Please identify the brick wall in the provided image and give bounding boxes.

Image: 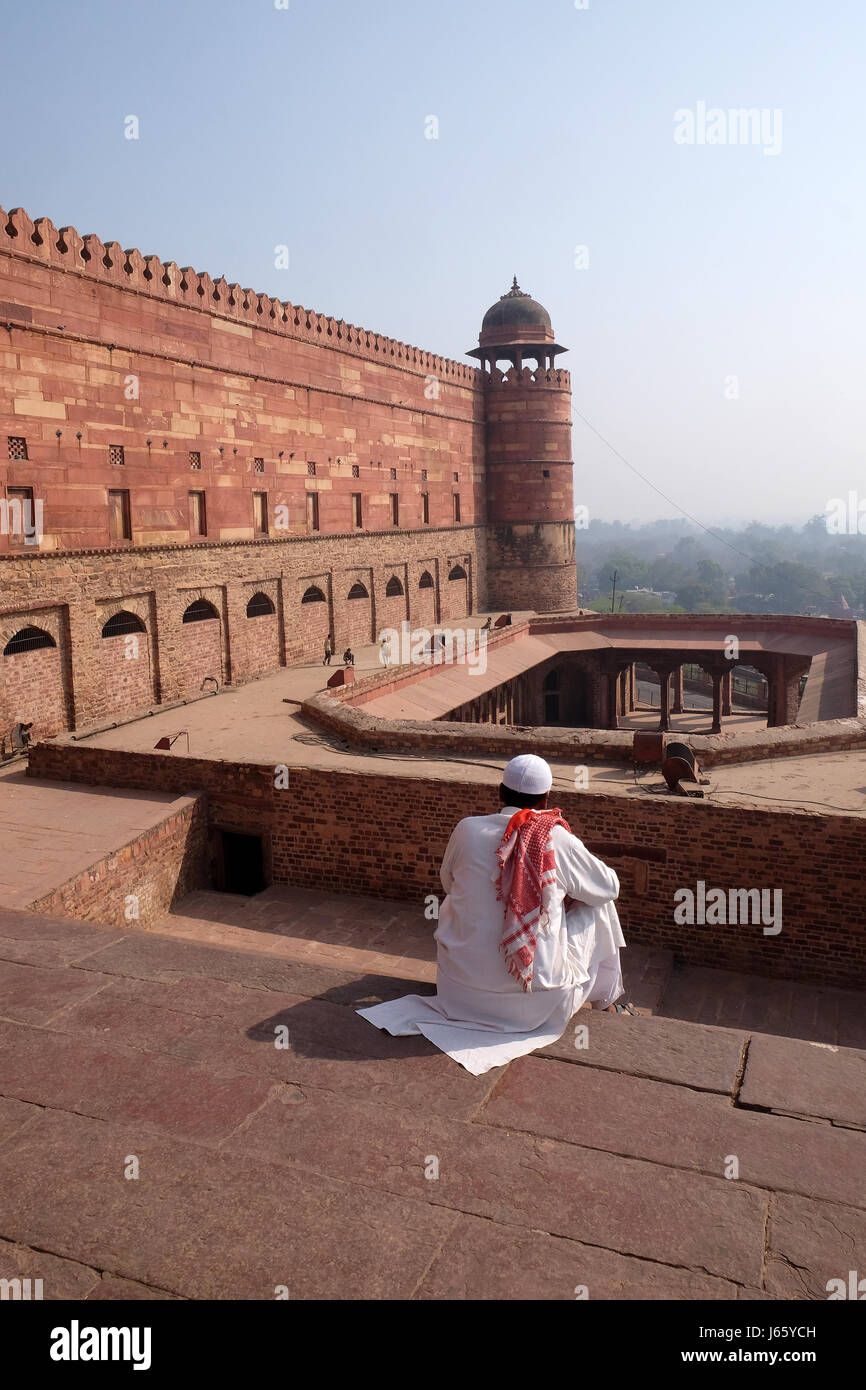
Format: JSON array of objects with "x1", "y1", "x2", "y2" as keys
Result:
[
  {"x1": 28, "y1": 794, "x2": 208, "y2": 928},
  {"x1": 96, "y1": 632, "x2": 156, "y2": 722},
  {"x1": 0, "y1": 524, "x2": 486, "y2": 737},
  {"x1": 0, "y1": 643, "x2": 69, "y2": 741},
  {"x1": 26, "y1": 741, "x2": 866, "y2": 988}
]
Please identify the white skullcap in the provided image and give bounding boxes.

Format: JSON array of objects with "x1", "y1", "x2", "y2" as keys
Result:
[{"x1": 502, "y1": 754, "x2": 553, "y2": 796}]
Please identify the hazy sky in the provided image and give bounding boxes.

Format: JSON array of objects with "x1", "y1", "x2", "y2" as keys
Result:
[{"x1": 3, "y1": 0, "x2": 864, "y2": 526}]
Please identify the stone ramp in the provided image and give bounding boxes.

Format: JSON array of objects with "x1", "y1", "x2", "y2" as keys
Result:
[{"x1": 0, "y1": 903, "x2": 864, "y2": 1300}]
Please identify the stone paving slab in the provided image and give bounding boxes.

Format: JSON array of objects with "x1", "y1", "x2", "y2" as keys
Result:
[
  {"x1": 0, "y1": 908, "x2": 123, "y2": 968},
  {"x1": 225, "y1": 1086, "x2": 766, "y2": 1285},
  {"x1": 0, "y1": 1019, "x2": 276, "y2": 1143},
  {"x1": 0, "y1": 957, "x2": 111, "y2": 1025},
  {"x1": 480, "y1": 1056, "x2": 866, "y2": 1210},
  {"x1": 415, "y1": 1213, "x2": 747, "y2": 1301},
  {"x1": 538, "y1": 1009, "x2": 746, "y2": 1093},
  {"x1": 49, "y1": 977, "x2": 498, "y2": 1121},
  {"x1": 0, "y1": 1236, "x2": 102, "y2": 1299},
  {"x1": 0, "y1": 1108, "x2": 458, "y2": 1300},
  {"x1": 659, "y1": 962, "x2": 864, "y2": 1047},
  {"x1": 0, "y1": 1238, "x2": 180, "y2": 1300},
  {"x1": 0, "y1": 1095, "x2": 41, "y2": 1144},
  {"x1": 740, "y1": 1033, "x2": 866, "y2": 1129},
  {"x1": 765, "y1": 1195, "x2": 866, "y2": 1300},
  {"x1": 70, "y1": 930, "x2": 432, "y2": 1008}
]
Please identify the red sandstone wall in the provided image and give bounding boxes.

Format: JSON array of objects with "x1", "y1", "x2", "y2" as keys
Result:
[
  {"x1": 26, "y1": 742, "x2": 866, "y2": 989},
  {"x1": 0, "y1": 205, "x2": 484, "y2": 553}
]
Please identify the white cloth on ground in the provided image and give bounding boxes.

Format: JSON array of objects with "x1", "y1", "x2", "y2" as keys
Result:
[{"x1": 357, "y1": 807, "x2": 626, "y2": 1075}]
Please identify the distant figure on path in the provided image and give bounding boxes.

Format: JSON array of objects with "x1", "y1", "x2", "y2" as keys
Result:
[
  {"x1": 11, "y1": 720, "x2": 33, "y2": 752},
  {"x1": 481, "y1": 616, "x2": 492, "y2": 631},
  {"x1": 323, "y1": 635, "x2": 333, "y2": 666},
  {"x1": 343, "y1": 647, "x2": 355, "y2": 666},
  {"x1": 358, "y1": 754, "x2": 632, "y2": 1074},
  {"x1": 379, "y1": 636, "x2": 390, "y2": 667}
]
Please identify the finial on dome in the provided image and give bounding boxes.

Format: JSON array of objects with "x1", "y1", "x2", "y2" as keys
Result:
[{"x1": 503, "y1": 276, "x2": 529, "y2": 300}]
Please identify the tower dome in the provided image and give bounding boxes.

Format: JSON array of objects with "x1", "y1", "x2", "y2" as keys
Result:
[
  {"x1": 468, "y1": 277, "x2": 565, "y2": 359},
  {"x1": 480, "y1": 278, "x2": 552, "y2": 338}
]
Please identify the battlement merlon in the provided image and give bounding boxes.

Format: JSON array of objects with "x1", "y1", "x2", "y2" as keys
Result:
[{"x1": 0, "y1": 205, "x2": 481, "y2": 387}]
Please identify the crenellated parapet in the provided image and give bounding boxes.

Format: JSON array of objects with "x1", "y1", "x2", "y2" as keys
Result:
[
  {"x1": 486, "y1": 365, "x2": 571, "y2": 390},
  {"x1": 0, "y1": 205, "x2": 480, "y2": 385}
]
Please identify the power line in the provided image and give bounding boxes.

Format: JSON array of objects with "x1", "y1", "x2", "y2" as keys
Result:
[{"x1": 571, "y1": 407, "x2": 841, "y2": 610}]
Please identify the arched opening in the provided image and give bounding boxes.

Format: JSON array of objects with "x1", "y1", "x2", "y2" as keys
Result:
[
  {"x1": 182, "y1": 599, "x2": 219, "y2": 624},
  {"x1": 448, "y1": 564, "x2": 467, "y2": 581},
  {"x1": 179, "y1": 600, "x2": 223, "y2": 696},
  {"x1": 418, "y1": 571, "x2": 434, "y2": 589},
  {"x1": 98, "y1": 611, "x2": 154, "y2": 720},
  {"x1": 729, "y1": 664, "x2": 769, "y2": 713},
  {"x1": 246, "y1": 592, "x2": 275, "y2": 618},
  {"x1": 1, "y1": 626, "x2": 69, "y2": 740},
  {"x1": 347, "y1": 582, "x2": 369, "y2": 600},
  {"x1": 543, "y1": 668, "x2": 560, "y2": 724},
  {"x1": 3, "y1": 626, "x2": 55, "y2": 655},
  {"x1": 301, "y1": 585, "x2": 326, "y2": 604},
  {"x1": 385, "y1": 575, "x2": 404, "y2": 597},
  {"x1": 100, "y1": 610, "x2": 145, "y2": 638}
]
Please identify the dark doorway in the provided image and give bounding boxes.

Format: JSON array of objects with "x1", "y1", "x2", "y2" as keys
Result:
[
  {"x1": 543, "y1": 668, "x2": 561, "y2": 724},
  {"x1": 213, "y1": 830, "x2": 265, "y2": 896}
]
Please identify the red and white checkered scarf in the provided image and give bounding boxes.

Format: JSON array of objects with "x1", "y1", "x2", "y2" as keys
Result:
[{"x1": 496, "y1": 807, "x2": 573, "y2": 991}]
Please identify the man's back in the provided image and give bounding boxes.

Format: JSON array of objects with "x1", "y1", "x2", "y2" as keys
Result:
[{"x1": 435, "y1": 809, "x2": 619, "y2": 995}]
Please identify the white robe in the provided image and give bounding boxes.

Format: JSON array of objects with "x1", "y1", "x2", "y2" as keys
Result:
[{"x1": 357, "y1": 807, "x2": 626, "y2": 1075}]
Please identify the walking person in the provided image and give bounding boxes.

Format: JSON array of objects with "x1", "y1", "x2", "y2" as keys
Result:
[{"x1": 323, "y1": 634, "x2": 333, "y2": 666}]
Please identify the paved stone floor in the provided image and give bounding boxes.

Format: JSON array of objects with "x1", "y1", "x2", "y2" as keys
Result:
[
  {"x1": 0, "y1": 765, "x2": 192, "y2": 910},
  {"x1": 0, "y1": 890, "x2": 864, "y2": 1300}
]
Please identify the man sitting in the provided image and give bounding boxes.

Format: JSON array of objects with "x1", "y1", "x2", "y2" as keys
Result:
[{"x1": 358, "y1": 754, "x2": 632, "y2": 1074}]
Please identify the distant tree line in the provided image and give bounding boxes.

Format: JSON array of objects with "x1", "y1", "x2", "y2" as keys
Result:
[{"x1": 578, "y1": 517, "x2": 865, "y2": 617}]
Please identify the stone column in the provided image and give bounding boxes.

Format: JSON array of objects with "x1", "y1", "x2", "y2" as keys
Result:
[
  {"x1": 711, "y1": 669, "x2": 724, "y2": 734},
  {"x1": 648, "y1": 661, "x2": 676, "y2": 732},
  {"x1": 607, "y1": 670, "x2": 620, "y2": 730},
  {"x1": 671, "y1": 665, "x2": 684, "y2": 714},
  {"x1": 721, "y1": 670, "x2": 733, "y2": 716}
]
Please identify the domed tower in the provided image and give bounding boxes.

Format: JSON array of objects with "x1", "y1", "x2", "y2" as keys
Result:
[{"x1": 469, "y1": 278, "x2": 577, "y2": 613}]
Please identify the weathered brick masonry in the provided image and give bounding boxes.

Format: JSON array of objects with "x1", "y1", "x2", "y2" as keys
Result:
[
  {"x1": 28, "y1": 793, "x2": 208, "y2": 929},
  {"x1": 27, "y1": 741, "x2": 866, "y2": 989}
]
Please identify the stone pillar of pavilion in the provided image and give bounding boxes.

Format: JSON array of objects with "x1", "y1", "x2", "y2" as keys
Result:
[
  {"x1": 711, "y1": 672, "x2": 724, "y2": 734},
  {"x1": 721, "y1": 670, "x2": 733, "y2": 717},
  {"x1": 778, "y1": 657, "x2": 811, "y2": 725},
  {"x1": 627, "y1": 663, "x2": 636, "y2": 711},
  {"x1": 607, "y1": 670, "x2": 620, "y2": 729},
  {"x1": 650, "y1": 660, "x2": 676, "y2": 733},
  {"x1": 671, "y1": 665, "x2": 684, "y2": 714}
]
